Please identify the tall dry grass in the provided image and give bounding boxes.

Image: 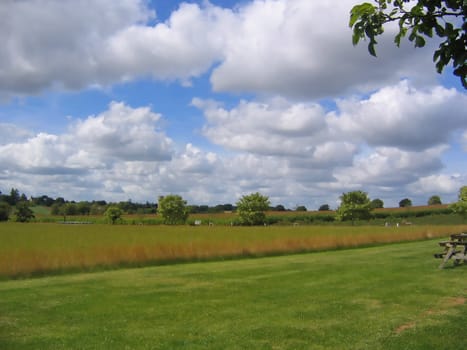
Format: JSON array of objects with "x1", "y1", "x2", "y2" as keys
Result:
[{"x1": 0, "y1": 223, "x2": 465, "y2": 278}]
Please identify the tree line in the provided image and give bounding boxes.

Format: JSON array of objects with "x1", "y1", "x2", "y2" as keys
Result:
[{"x1": 0, "y1": 186, "x2": 465, "y2": 225}]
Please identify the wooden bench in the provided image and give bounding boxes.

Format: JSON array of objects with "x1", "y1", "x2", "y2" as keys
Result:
[{"x1": 434, "y1": 233, "x2": 467, "y2": 269}]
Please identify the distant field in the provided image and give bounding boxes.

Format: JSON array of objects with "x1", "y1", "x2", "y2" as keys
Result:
[
  {"x1": 1, "y1": 222, "x2": 466, "y2": 278},
  {"x1": 28, "y1": 204, "x2": 462, "y2": 226},
  {"x1": 0, "y1": 240, "x2": 465, "y2": 349}
]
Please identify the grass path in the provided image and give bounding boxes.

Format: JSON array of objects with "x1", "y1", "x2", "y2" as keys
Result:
[{"x1": 0, "y1": 239, "x2": 465, "y2": 349}]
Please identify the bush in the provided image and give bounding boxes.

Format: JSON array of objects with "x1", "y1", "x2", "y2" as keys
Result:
[{"x1": 0, "y1": 202, "x2": 11, "y2": 221}]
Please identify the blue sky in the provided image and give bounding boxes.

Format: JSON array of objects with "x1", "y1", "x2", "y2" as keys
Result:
[{"x1": 0, "y1": 0, "x2": 466, "y2": 209}]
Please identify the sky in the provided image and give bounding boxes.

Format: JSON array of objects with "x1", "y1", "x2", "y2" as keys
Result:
[{"x1": 0, "y1": 0, "x2": 466, "y2": 210}]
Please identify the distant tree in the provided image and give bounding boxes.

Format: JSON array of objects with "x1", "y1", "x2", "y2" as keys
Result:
[
  {"x1": 158, "y1": 195, "x2": 189, "y2": 225},
  {"x1": 274, "y1": 204, "x2": 286, "y2": 211},
  {"x1": 64, "y1": 203, "x2": 78, "y2": 216},
  {"x1": 104, "y1": 206, "x2": 123, "y2": 224},
  {"x1": 90, "y1": 203, "x2": 106, "y2": 215},
  {"x1": 318, "y1": 204, "x2": 330, "y2": 211},
  {"x1": 427, "y1": 195, "x2": 442, "y2": 205},
  {"x1": 223, "y1": 204, "x2": 234, "y2": 211},
  {"x1": 5, "y1": 188, "x2": 20, "y2": 206},
  {"x1": 14, "y1": 202, "x2": 35, "y2": 222},
  {"x1": 236, "y1": 192, "x2": 270, "y2": 226},
  {"x1": 349, "y1": 0, "x2": 467, "y2": 88},
  {"x1": 0, "y1": 202, "x2": 11, "y2": 221},
  {"x1": 399, "y1": 198, "x2": 413, "y2": 208},
  {"x1": 336, "y1": 191, "x2": 372, "y2": 224},
  {"x1": 77, "y1": 201, "x2": 91, "y2": 215},
  {"x1": 55, "y1": 197, "x2": 66, "y2": 205},
  {"x1": 50, "y1": 203, "x2": 62, "y2": 215},
  {"x1": 449, "y1": 186, "x2": 467, "y2": 219},
  {"x1": 295, "y1": 205, "x2": 307, "y2": 212},
  {"x1": 370, "y1": 198, "x2": 384, "y2": 209},
  {"x1": 211, "y1": 204, "x2": 226, "y2": 213},
  {"x1": 32, "y1": 195, "x2": 55, "y2": 207}
]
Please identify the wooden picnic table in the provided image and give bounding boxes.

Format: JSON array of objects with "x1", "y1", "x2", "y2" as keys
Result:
[{"x1": 434, "y1": 233, "x2": 467, "y2": 269}]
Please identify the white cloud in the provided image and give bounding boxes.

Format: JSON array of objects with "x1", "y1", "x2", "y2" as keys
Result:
[
  {"x1": 0, "y1": 0, "x2": 442, "y2": 99},
  {"x1": 0, "y1": 0, "x2": 152, "y2": 96},
  {"x1": 0, "y1": 102, "x2": 173, "y2": 176},
  {"x1": 195, "y1": 97, "x2": 329, "y2": 156},
  {"x1": 333, "y1": 146, "x2": 447, "y2": 188},
  {"x1": 408, "y1": 174, "x2": 465, "y2": 198},
  {"x1": 0, "y1": 123, "x2": 33, "y2": 145},
  {"x1": 72, "y1": 102, "x2": 173, "y2": 162},
  {"x1": 330, "y1": 81, "x2": 467, "y2": 150},
  {"x1": 462, "y1": 131, "x2": 467, "y2": 152},
  {"x1": 210, "y1": 0, "x2": 438, "y2": 98}
]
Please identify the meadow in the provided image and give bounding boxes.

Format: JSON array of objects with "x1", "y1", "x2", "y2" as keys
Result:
[
  {"x1": 1, "y1": 222, "x2": 466, "y2": 279},
  {"x1": 0, "y1": 239, "x2": 465, "y2": 349}
]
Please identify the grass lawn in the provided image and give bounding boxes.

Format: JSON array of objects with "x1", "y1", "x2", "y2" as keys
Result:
[{"x1": 0, "y1": 239, "x2": 465, "y2": 349}]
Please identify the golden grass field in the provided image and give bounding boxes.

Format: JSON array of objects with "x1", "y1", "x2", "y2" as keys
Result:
[{"x1": 1, "y1": 222, "x2": 465, "y2": 278}]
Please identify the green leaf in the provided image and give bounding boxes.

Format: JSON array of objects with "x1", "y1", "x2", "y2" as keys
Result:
[
  {"x1": 415, "y1": 35, "x2": 426, "y2": 47},
  {"x1": 352, "y1": 33, "x2": 361, "y2": 46},
  {"x1": 368, "y1": 42, "x2": 377, "y2": 56},
  {"x1": 349, "y1": 3, "x2": 376, "y2": 27}
]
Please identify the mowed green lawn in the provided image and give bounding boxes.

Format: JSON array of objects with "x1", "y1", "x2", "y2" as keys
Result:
[{"x1": 0, "y1": 239, "x2": 465, "y2": 349}]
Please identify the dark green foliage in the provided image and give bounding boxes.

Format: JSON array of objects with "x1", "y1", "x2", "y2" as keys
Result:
[
  {"x1": 449, "y1": 185, "x2": 467, "y2": 219},
  {"x1": 236, "y1": 192, "x2": 270, "y2": 225},
  {"x1": 0, "y1": 202, "x2": 11, "y2": 221},
  {"x1": 370, "y1": 198, "x2": 384, "y2": 209},
  {"x1": 427, "y1": 195, "x2": 442, "y2": 205},
  {"x1": 14, "y1": 202, "x2": 35, "y2": 222},
  {"x1": 158, "y1": 195, "x2": 189, "y2": 225},
  {"x1": 399, "y1": 198, "x2": 413, "y2": 207},
  {"x1": 274, "y1": 204, "x2": 286, "y2": 211},
  {"x1": 295, "y1": 205, "x2": 307, "y2": 212},
  {"x1": 318, "y1": 204, "x2": 330, "y2": 211},
  {"x1": 350, "y1": 0, "x2": 467, "y2": 88},
  {"x1": 104, "y1": 206, "x2": 123, "y2": 224},
  {"x1": 336, "y1": 191, "x2": 372, "y2": 223}
]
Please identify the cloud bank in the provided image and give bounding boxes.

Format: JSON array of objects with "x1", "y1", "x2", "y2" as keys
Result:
[{"x1": 1, "y1": 0, "x2": 438, "y2": 99}]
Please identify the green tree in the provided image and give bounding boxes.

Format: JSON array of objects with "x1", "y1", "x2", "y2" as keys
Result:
[
  {"x1": 158, "y1": 195, "x2": 189, "y2": 225},
  {"x1": 236, "y1": 192, "x2": 270, "y2": 226},
  {"x1": 318, "y1": 204, "x2": 330, "y2": 211},
  {"x1": 0, "y1": 202, "x2": 11, "y2": 221},
  {"x1": 370, "y1": 198, "x2": 384, "y2": 209},
  {"x1": 104, "y1": 206, "x2": 123, "y2": 224},
  {"x1": 336, "y1": 191, "x2": 372, "y2": 224},
  {"x1": 295, "y1": 205, "x2": 307, "y2": 212},
  {"x1": 14, "y1": 202, "x2": 35, "y2": 222},
  {"x1": 6, "y1": 188, "x2": 20, "y2": 206},
  {"x1": 449, "y1": 186, "x2": 467, "y2": 219},
  {"x1": 428, "y1": 195, "x2": 442, "y2": 205},
  {"x1": 399, "y1": 198, "x2": 412, "y2": 207},
  {"x1": 349, "y1": 0, "x2": 466, "y2": 88},
  {"x1": 274, "y1": 204, "x2": 286, "y2": 211},
  {"x1": 77, "y1": 201, "x2": 91, "y2": 215}
]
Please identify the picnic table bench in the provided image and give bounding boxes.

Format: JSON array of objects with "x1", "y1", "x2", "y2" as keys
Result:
[{"x1": 434, "y1": 233, "x2": 467, "y2": 269}]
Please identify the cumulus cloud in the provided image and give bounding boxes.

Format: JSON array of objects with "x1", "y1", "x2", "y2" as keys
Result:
[
  {"x1": 462, "y1": 131, "x2": 467, "y2": 152},
  {"x1": 330, "y1": 81, "x2": 467, "y2": 150},
  {"x1": 72, "y1": 102, "x2": 173, "y2": 162},
  {"x1": 0, "y1": 0, "x2": 151, "y2": 95},
  {"x1": 209, "y1": 0, "x2": 438, "y2": 98},
  {"x1": 194, "y1": 97, "x2": 330, "y2": 157},
  {"x1": 333, "y1": 146, "x2": 447, "y2": 188},
  {"x1": 408, "y1": 174, "x2": 465, "y2": 197},
  {"x1": 0, "y1": 102, "x2": 173, "y2": 176},
  {"x1": 0, "y1": 0, "x2": 441, "y2": 99},
  {"x1": 0, "y1": 123, "x2": 33, "y2": 145}
]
